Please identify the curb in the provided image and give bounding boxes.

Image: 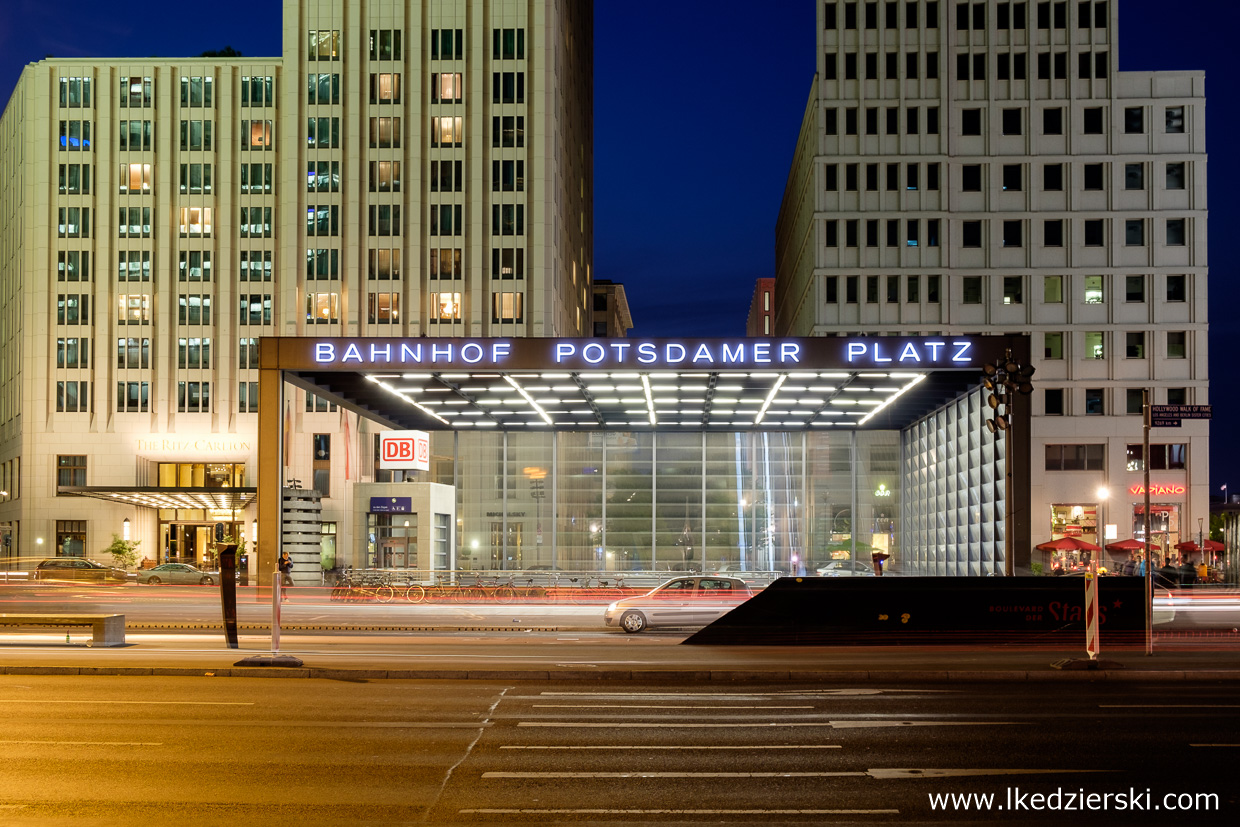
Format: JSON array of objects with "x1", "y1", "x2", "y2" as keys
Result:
[
  {"x1": 129, "y1": 624, "x2": 571, "y2": 633},
  {"x1": 3, "y1": 665, "x2": 1239, "y2": 682}
]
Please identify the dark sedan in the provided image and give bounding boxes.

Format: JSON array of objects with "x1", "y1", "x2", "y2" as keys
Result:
[{"x1": 33, "y1": 558, "x2": 128, "y2": 583}]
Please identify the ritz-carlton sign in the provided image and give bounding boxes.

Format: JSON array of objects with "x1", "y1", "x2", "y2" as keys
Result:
[{"x1": 304, "y1": 337, "x2": 985, "y2": 371}]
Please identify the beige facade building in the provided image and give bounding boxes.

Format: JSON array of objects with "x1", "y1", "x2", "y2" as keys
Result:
[
  {"x1": 0, "y1": 0, "x2": 592, "y2": 567},
  {"x1": 775, "y1": 0, "x2": 1208, "y2": 570}
]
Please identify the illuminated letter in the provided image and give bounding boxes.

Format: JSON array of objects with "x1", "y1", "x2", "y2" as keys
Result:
[
  {"x1": 460, "y1": 343, "x2": 484, "y2": 363},
  {"x1": 951, "y1": 341, "x2": 972, "y2": 362},
  {"x1": 780, "y1": 342, "x2": 801, "y2": 363},
  {"x1": 583, "y1": 342, "x2": 606, "y2": 364},
  {"x1": 846, "y1": 342, "x2": 866, "y2": 362},
  {"x1": 431, "y1": 343, "x2": 453, "y2": 362},
  {"x1": 926, "y1": 341, "x2": 945, "y2": 361},
  {"x1": 872, "y1": 343, "x2": 892, "y2": 363},
  {"x1": 753, "y1": 343, "x2": 771, "y2": 363},
  {"x1": 370, "y1": 344, "x2": 392, "y2": 363},
  {"x1": 692, "y1": 344, "x2": 714, "y2": 363},
  {"x1": 314, "y1": 343, "x2": 335, "y2": 363},
  {"x1": 555, "y1": 343, "x2": 576, "y2": 363},
  {"x1": 637, "y1": 343, "x2": 658, "y2": 364},
  {"x1": 342, "y1": 343, "x2": 363, "y2": 363},
  {"x1": 400, "y1": 343, "x2": 423, "y2": 363},
  {"x1": 665, "y1": 343, "x2": 686, "y2": 363},
  {"x1": 899, "y1": 343, "x2": 921, "y2": 362},
  {"x1": 610, "y1": 342, "x2": 631, "y2": 361},
  {"x1": 492, "y1": 342, "x2": 512, "y2": 362},
  {"x1": 723, "y1": 343, "x2": 744, "y2": 363}
]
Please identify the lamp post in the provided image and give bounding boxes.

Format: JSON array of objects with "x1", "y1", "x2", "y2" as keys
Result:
[
  {"x1": 1096, "y1": 487, "x2": 1109, "y2": 568},
  {"x1": 981, "y1": 350, "x2": 1035, "y2": 576}
]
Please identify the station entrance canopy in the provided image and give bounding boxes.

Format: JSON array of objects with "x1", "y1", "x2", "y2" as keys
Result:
[{"x1": 261, "y1": 335, "x2": 1028, "y2": 433}]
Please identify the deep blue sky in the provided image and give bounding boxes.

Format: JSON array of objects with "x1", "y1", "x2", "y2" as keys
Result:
[{"x1": 0, "y1": 0, "x2": 1236, "y2": 487}]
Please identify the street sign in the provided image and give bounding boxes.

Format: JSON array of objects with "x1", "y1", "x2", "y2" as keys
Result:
[{"x1": 1150, "y1": 404, "x2": 1211, "y2": 428}]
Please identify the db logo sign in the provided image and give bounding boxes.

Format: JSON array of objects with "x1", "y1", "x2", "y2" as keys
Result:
[{"x1": 379, "y1": 431, "x2": 431, "y2": 470}]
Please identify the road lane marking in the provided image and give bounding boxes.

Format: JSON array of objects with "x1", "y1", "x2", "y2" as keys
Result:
[
  {"x1": 518, "y1": 721, "x2": 1021, "y2": 729},
  {"x1": 1101, "y1": 705, "x2": 1240, "y2": 709},
  {"x1": 460, "y1": 809, "x2": 899, "y2": 815},
  {"x1": 499, "y1": 745, "x2": 842, "y2": 750},
  {"x1": 1191, "y1": 744, "x2": 1240, "y2": 747},
  {"x1": 867, "y1": 768, "x2": 1111, "y2": 778},
  {"x1": 531, "y1": 704, "x2": 815, "y2": 710},
  {"x1": 0, "y1": 700, "x2": 253, "y2": 706},
  {"x1": 0, "y1": 740, "x2": 163, "y2": 746},
  {"x1": 483, "y1": 771, "x2": 869, "y2": 778}
]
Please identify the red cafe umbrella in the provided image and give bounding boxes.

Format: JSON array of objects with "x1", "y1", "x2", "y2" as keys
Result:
[
  {"x1": 1036, "y1": 537, "x2": 1103, "y2": 553},
  {"x1": 1104, "y1": 538, "x2": 1147, "y2": 553},
  {"x1": 1203, "y1": 539, "x2": 1225, "y2": 552},
  {"x1": 1173, "y1": 541, "x2": 1201, "y2": 552}
]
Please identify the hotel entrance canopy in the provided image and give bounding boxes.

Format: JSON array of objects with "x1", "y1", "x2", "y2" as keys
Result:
[{"x1": 262, "y1": 335, "x2": 1028, "y2": 432}]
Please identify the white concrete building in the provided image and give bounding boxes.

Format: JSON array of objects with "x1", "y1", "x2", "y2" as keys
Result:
[
  {"x1": 774, "y1": 0, "x2": 1208, "y2": 571},
  {"x1": 0, "y1": 0, "x2": 592, "y2": 569}
]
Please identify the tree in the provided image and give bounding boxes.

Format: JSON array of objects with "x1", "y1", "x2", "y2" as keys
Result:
[
  {"x1": 103, "y1": 534, "x2": 142, "y2": 569},
  {"x1": 200, "y1": 46, "x2": 242, "y2": 58}
]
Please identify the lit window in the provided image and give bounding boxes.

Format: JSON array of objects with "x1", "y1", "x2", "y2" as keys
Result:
[
  {"x1": 492, "y1": 292, "x2": 524, "y2": 323},
  {"x1": 432, "y1": 292, "x2": 462, "y2": 322},
  {"x1": 306, "y1": 292, "x2": 340, "y2": 324},
  {"x1": 178, "y1": 207, "x2": 212, "y2": 237},
  {"x1": 368, "y1": 293, "x2": 400, "y2": 324}
]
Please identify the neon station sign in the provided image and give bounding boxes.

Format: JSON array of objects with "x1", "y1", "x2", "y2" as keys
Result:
[{"x1": 307, "y1": 337, "x2": 981, "y2": 370}]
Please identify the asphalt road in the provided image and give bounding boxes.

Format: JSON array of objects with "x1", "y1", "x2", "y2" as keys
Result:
[{"x1": 0, "y1": 676, "x2": 1235, "y2": 825}]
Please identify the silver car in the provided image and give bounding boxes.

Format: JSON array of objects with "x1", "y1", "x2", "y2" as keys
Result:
[
  {"x1": 604, "y1": 576, "x2": 753, "y2": 633},
  {"x1": 816, "y1": 559, "x2": 874, "y2": 577},
  {"x1": 137, "y1": 563, "x2": 218, "y2": 586}
]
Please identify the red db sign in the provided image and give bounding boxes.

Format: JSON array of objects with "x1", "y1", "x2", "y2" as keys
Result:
[{"x1": 379, "y1": 431, "x2": 431, "y2": 470}]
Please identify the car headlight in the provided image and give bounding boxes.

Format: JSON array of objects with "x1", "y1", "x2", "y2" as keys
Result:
[{"x1": 605, "y1": 602, "x2": 618, "y2": 613}]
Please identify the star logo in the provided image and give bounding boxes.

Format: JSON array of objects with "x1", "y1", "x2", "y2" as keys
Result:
[{"x1": 1113, "y1": 599, "x2": 1123, "y2": 608}]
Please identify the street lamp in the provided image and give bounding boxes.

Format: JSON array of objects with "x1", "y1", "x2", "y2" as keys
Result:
[
  {"x1": 1096, "y1": 486, "x2": 1110, "y2": 570},
  {"x1": 980, "y1": 350, "x2": 1035, "y2": 576}
]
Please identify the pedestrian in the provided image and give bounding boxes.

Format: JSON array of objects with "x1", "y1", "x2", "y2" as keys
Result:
[
  {"x1": 1120, "y1": 554, "x2": 1135, "y2": 577},
  {"x1": 278, "y1": 551, "x2": 294, "y2": 599},
  {"x1": 1157, "y1": 557, "x2": 1179, "y2": 589}
]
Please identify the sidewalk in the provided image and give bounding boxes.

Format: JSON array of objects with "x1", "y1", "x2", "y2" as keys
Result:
[{"x1": 2, "y1": 629, "x2": 1238, "y2": 682}]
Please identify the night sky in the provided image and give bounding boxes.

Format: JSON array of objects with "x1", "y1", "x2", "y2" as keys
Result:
[{"x1": 0, "y1": 0, "x2": 1236, "y2": 488}]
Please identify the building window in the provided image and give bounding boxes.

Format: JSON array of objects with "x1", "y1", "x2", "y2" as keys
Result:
[
  {"x1": 117, "y1": 251, "x2": 151, "y2": 283},
  {"x1": 56, "y1": 294, "x2": 90, "y2": 325},
  {"x1": 961, "y1": 108, "x2": 982, "y2": 135},
  {"x1": 307, "y1": 117, "x2": 340, "y2": 149},
  {"x1": 55, "y1": 520, "x2": 87, "y2": 556},
  {"x1": 1166, "y1": 219, "x2": 1187, "y2": 246},
  {"x1": 493, "y1": 27, "x2": 525, "y2": 59},
  {"x1": 1002, "y1": 221, "x2": 1023, "y2": 247},
  {"x1": 56, "y1": 382, "x2": 90, "y2": 413},
  {"x1": 177, "y1": 382, "x2": 211, "y2": 413},
  {"x1": 245, "y1": 163, "x2": 275, "y2": 193},
  {"x1": 1167, "y1": 388, "x2": 1188, "y2": 405},
  {"x1": 116, "y1": 207, "x2": 149, "y2": 238},
  {"x1": 179, "y1": 120, "x2": 212, "y2": 151},
  {"x1": 1084, "y1": 275, "x2": 1104, "y2": 304},
  {"x1": 1045, "y1": 444, "x2": 1105, "y2": 471},
  {"x1": 1125, "y1": 220, "x2": 1145, "y2": 246},
  {"x1": 905, "y1": 275, "x2": 919, "y2": 303},
  {"x1": 367, "y1": 248, "x2": 403, "y2": 280},
  {"x1": 59, "y1": 251, "x2": 91, "y2": 281},
  {"x1": 116, "y1": 381, "x2": 149, "y2": 413},
  {"x1": 241, "y1": 75, "x2": 274, "y2": 106},
  {"x1": 1083, "y1": 163, "x2": 1104, "y2": 190},
  {"x1": 369, "y1": 117, "x2": 401, "y2": 148},
  {"x1": 117, "y1": 120, "x2": 152, "y2": 152},
  {"x1": 962, "y1": 221, "x2": 982, "y2": 247},
  {"x1": 370, "y1": 29, "x2": 403, "y2": 60},
  {"x1": 116, "y1": 337, "x2": 149, "y2": 370},
  {"x1": 493, "y1": 116, "x2": 525, "y2": 147},
  {"x1": 1044, "y1": 332, "x2": 1063, "y2": 359},
  {"x1": 1084, "y1": 331, "x2": 1104, "y2": 360},
  {"x1": 369, "y1": 73, "x2": 401, "y2": 104},
  {"x1": 431, "y1": 292, "x2": 462, "y2": 323},
  {"x1": 239, "y1": 338, "x2": 260, "y2": 369},
  {"x1": 1126, "y1": 444, "x2": 1187, "y2": 472},
  {"x1": 962, "y1": 276, "x2": 982, "y2": 304},
  {"x1": 1165, "y1": 106, "x2": 1185, "y2": 134},
  {"x1": 1166, "y1": 162, "x2": 1186, "y2": 190},
  {"x1": 368, "y1": 205, "x2": 401, "y2": 237},
  {"x1": 1044, "y1": 388, "x2": 1065, "y2": 416},
  {"x1": 492, "y1": 292, "x2": 524, "y2": 323},
  {"x1": 306, "y1": 293, "x2": 341, "y2": 324},
  {"x1": 120, "y1": 162, "x2": 153, "y2": 194},
  {"x1": 370, "y1": 161, "x2": 402, "y2": 193},
  {"x1": 492, "y1": 204, "x2": 524, "y2": 236},
  {"x1": 307, "y1": 30, "x2": 340, "y2": 61},
  {"x1": 1044, "y1": 220, "x2": 1064, "y2": 247},
  {"x1": 962, "y1": 164, "x2": 981, "y2": 192},
  {"x1": 1125, "y1": 275, "x2": 1145, "y2": 302},
  {"x1": 1125, "y1": 331, "x2": 1145, "y2": 359},
  {"x1": 1082, "y1": 107, "x2": 1104, "y2": 134},
  {"x1": 242, "y1": 120, "x2": 273, "y2": 150},
  {"x1": 238, "y1": 382, "x2": 259, "y2": 413},
  {"x1": 1001, "y1": 108, "x2": 1022, "y2": 135},
  {"x1": 1084, "y1": 389, "x2": 1104, "y2": 415},
  {"x1": 57, "y1": 456, "x2": 87, "y2": 488},
  {"x1": 430, "y1": 29, "x2": 463, "y2": 60},
  {"x1": 177, "y1": 295, "x2": 211, "y2": 325},
  {"x1": 59, "y1": 77, "x2": 92, "y2": 108},
  {"x1": 117, "y1": 294, "x2": 151, "y2": 324},
  {"x1": 1124, "y1": 163, "x2": 1144, "y2": 190},
  {"x1": 1002, "y1": 276, "x2": 1023, "y2": 304},
  {"x1": 58, "y1": 120, "x2": 92, "y2": 151},
  {"x1": 886, "y1": 275, "x2": 900, "y2": 303},
  {"x1": 1166, "y1": 274, "x2": 1186, "y2": 302},
  {"x1": 845, "y1": 275, "x2": 859, "y2": 303},
  {"x1": 306, "y1": 249, "x2": 339, "y2": 280},
  {"x1": 1002, "y1": 164, "x2": 1022, "y2": 191},
  {"x1": 1167, "y1": 331, "x2": 1187, "y2": 359},
  {"x1": 1043, "y1": 107, "x2": 1063, "y2": 135},
  {"x1": 239, "y1": 295, "x2": 272, "y2": 326},
  {"x1": 58, "y1": 163, "x2": 91, "y2": 195},
  {"x1": 1043, "y1": 163, "x2": 1063, "y2": 191},
  {"x1": 56, "y1": 337, "x2": 89, "y2": 368},
  {"x1": 431, "y1": 204, "x2": 464, "y2": 237},
  {"x1": 1124, "y1": 106, "x2": 1144, "y2": 134},
  {"x1": 176, "y1": 337, "x2": 210, "y2": 369},
  {"x1": 240, "y1": 251, "x2": 272, "y2": 282},
  {"x1": 179, "y1": 76, "x2": 214, "y2": 106},
  {"x1": 240, "y1": 207, "x2": 273, "y2": 238},
  {"x1": 368, "y1": 293, "x2": 400, "y2": 324},
  {"x1": 493, "y1": 159, "x2": 525, "y2": 192},
  {"x1": 176, "y1": 163, "x2": 211, "y2": 195},
  {"x1": 306, "y1": 206, "x2": 338, "y2": 237},
  {"x1": 1083, "y1": 220, "x2": 1104, "y2": 247},
  {"x1": 59, "y1": 207, "x2": 92, "y2": 238},
  {"x1": 491, "y1": 248, "x2": 524, "y2": 280},
  {"x1": 178, "y1": 207, "x2": 212, "y2": 237},
  {"x1": 306, "y1": 393, "x2": 337, "y2": 413},
  {"x1": 1124, "y1": 389, "x2": 1144, "y2": 415}
]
